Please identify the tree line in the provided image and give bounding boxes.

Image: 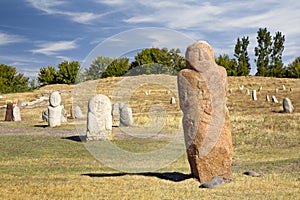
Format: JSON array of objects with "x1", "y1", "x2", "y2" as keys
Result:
[
  {"x1": 216, "y1": 27, "x2": 299, "y2": 78},
  {"x1": 0, "y1": 27, "x2": 299, "y2": 93}
]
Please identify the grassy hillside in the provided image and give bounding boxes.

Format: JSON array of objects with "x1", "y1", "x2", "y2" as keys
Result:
[{"x1": 0, "y1": 75, "x2": 299, "y2": 199}]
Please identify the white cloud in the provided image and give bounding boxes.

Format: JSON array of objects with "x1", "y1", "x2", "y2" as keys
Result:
[
  {"x1": 26, "y1": 0, "x2": 110, "y2": 24},
  {"x1": 0, "y1": 33, "x2": 26, "y2": 45},
  {"x1": 31, "y1": 40, "x2": 77, "y2": 56}
]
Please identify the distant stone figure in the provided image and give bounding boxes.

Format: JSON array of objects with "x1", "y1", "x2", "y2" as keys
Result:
[
  {"x1": 166, "y1": 90, "x2": 171, "y2": 94},
  {"x1": 86, "y1": 94, "x2": 112, "y2": 140},
  {"x1": 170, "y1": 96, "x2": 176, "y2": 104},
  {"x1": 112, "y1": 103, "x2": 120, "y2": 127},
  {"x1": 252, "y1": 90, "x2": 257, "y2": 101},
  {"x1": 13, "y1": 106, "x2": 21, "y2": 121},
  {"x1": 228, "y1": 89, "x2": 233, "y2": 94},
  {"x1": 48, "y1": 91, "x2": 63, "y2": 127},
  {"x1": 282, "y1": 85, "x2": 286, "y2": 91},
  {"x1": 42, "y1": 110, "x2": 48, "y2": 122},
  {"x1": 72, "y1": 105, "x2": 84, "y2": 119},
  {"x1": 258, "y1": 86, "x2": 262, "y2": 92},
  {"x1": 61, "y1": 106, "x2": 67, "y2": 123},
  {"x1": 275, "y1": 88, "x2": 279, "y2": 93},
  {"x1": 17, "y1": 99, "x2": 22, "y2": 108},
  {"x1": 178, "y1": 41, "x2": 233, "y2": 183},
  {"x1": 283, "y1": 98, "x2": 294, "y2": 113},
  {"x1": 5, "y1": 103, "x2": 13, "y2": 121},
  {"x1": 266, "y1": 95, "x2": 270, "y2": 102},
  {"x1": 239, "y1": 85, "x2": 244, "y2": 90},
  {"x1": 120, "y1": 104, "x2": 133, "y2": 127},
  {"x1": 245, "y1": 89, "x2": 250, "y2": 95},
  {"x1": 272, "y1": 95, "x2": 279, "y2": 103}
]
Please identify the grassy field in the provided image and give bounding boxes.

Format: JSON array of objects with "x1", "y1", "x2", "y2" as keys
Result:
[{"x1": 0, "y1": 75, "x2": 299, "y2": 199}]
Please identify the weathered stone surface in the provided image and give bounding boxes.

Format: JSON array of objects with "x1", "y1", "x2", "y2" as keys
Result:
[
  {"x1": 112, "y1": 103, "x2": 120, "y2": 127},
  {"x1": 5, "y1": 103, "x2": 13, "y2": 121},
  {"x1": 86, "y1": 94, "x2": 112, "y2": 140},
  {"x1": 120, "y1": 104, "x2": 133, "y2": 127},
  {"x1": 13, "y1": 106, "x2": 21, "y2": 121},
  {"x1": 48, "y1": 105, "x2": 63, "y2": 127},
  {"x1": 199, "y1": 176, "x2": 224, "y2": 189},
  {"x1": 71, "y1": 105, "x2": 84, "y2": 119},
  {"x1": 252, "y1": 90, "x2": 257, "y2": 101},
  {"x1": 283, "y1": 98, "x2": 294, "y2": 113},
  {"x1": 49, "y1": 91, "x2": 61, "y2": 107},
  {"x1": 178, "y1": 41, "x2": 233, "y2": 183}
]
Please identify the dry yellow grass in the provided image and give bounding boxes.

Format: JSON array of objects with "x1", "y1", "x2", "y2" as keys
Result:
[{"x1": 0, "y1": 75, "x2": 299, "y2": 199}]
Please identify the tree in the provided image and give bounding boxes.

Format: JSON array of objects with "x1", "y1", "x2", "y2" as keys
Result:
[
  {"x1": 286, "y1": 56, "x2": 300, "y2": 78},
  {"x1": 57, "y1": 61, "x2": 81, "y2": 84},
  {"x1": 84, "y1": 56, "x2": 115, "y2": 80},
  {"x1": 216, "y1": 54, "x2": 237, "y2": 76},
  {"x1": 269, "y1": 32, "x2": 285, "y2": 77},
  {"x1": 101, "y1": 57, "x2": 131, "y2": 78},
  {"x1": 234, "y1": 36, "x2": 251, "y2": 76},
  {"x1": 38, "y1": 66, "x2": 59, "y2": 86},
  {"x1": 131, "y1": 47, "x2": 185, "y2": 74},
  {"x1": 255, "y1": 28, "x2": 272, "y2": 76},
  {"x1": 0, "y1": 64, "x2": 29, "y2": 93}
]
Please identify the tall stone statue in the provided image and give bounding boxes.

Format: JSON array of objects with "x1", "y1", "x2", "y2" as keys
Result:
[
  {"x1": 86, "y1": 94, "x2": 112, "y2": 140},
  {"x1": 48, "y1": 91, "x2": 63, "y2": 127},
  {"x1": 178, "y1": 41, "x2": 233, "y2": 183}
]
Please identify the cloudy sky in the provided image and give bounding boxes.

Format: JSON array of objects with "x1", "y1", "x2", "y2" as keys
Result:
[{"x1": 0, "y1": 0, "x2": 299, "y2": 77}]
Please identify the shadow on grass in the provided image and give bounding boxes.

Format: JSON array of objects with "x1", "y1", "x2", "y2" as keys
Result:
[
  {"x1": 34, "y1": 124, "x2": 48, "y2": 128},
  {"x1": 82, "y1": 172, "x2": 193, "y2": 182},
  {"x1": 62, "y1": 135, "x2": 86, "y2": 142}
]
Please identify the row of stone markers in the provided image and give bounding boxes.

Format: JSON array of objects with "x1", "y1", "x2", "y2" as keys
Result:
[
  {"x1": 229, "y1": 85, "x2": 295, "y2": 113},
  {"x1": 4, "y1": 102, "x2": 21, "y2": 122}
]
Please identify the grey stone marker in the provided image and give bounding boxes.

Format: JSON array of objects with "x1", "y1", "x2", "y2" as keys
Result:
[
  {"x1": 290, "y1": 88, "x2": 293, "y2": 92},
  {"x1": 283, "y1": 98, "x2": 294, "y2": 113},
  {"x1": 120, "y1": 104, "x2": 133, "y2": 127},
  {"x1": 13, "y1": 106, "x2": 21, "y2": 121},
  {"x1": 61, "y1": 106, "x2": 68, "y2": 123},
  {"x1": 275, "y1": 88, "x2": 279, "y2": 93},
  {"x1": 86, "y1": 94, "x2": 112, "y2": 140},
  {"x1": 48, "y1": 91, "x2": 63, "y2": 127},
  {"x1": 252, "y1": 90, "x2": 257, "y2": 101},
  {"x1": 166, "y1": 90, "x2": 171, "y2": 94},
  {"x1": 239, "y1": 85, "x2": 244, "y2": 90},
  {"x1": 229, "y1": 89, "x2": 233, "y2": 94},
  {"x1": 245, "y1": 89, "x2": 250, "y2": 95},
  {"x1": 272, "y1": 95, "x2": 279, "y2": 103},
  {"x1": 258, "y1": 86, "x2": 262, "y2": 92},
  {"x1": 282, "y1": 85, "x2": 286, "y2": 91},
  {"x1": 266, "y1": 95, "x2": 270, "y2": 102}
]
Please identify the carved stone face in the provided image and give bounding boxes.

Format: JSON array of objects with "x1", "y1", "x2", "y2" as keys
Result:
[
  {"x1": 49, "y1": 91, "x2": 61, "y2": 107},
  {"x1": 88, "y1": 94, "x2": 111, "y2": 115}
]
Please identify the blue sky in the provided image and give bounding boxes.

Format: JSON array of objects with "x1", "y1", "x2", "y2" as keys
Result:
[{"x1": 0, "y1": 0, "x2": 300, "y2": 77}]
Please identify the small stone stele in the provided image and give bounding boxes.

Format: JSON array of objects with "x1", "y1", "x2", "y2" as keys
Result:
[
  {"x1": 178, "y1": 41, "x2": 233, "y2": 183},
  {"x1": 48, "y1": 91, "x2": 63, "y2": 127},
  {"x1": 283, "y1": 98, "x2": 294, "y2": 113},
  {"x1": 120, "y1": 104, "x2": 133, "y2": 127},
  {"x1": 170, "y1": 97, "x2": 176, "y2": 104},
  {"x1": 266, "y1": 95, "x2": 270, "y2": 102},
  {"x1": 5, "y1": 103, "x2": 13, "y2": 121},
  {"x1": 13, "y1": 106, "x2": 21, "y2": 121},
  {"x1": 86, "y1": 94, "x2": 112, "y2": 140},
  {"x1": 42, "y1": 110, "x2": 48, "y2": 122},
  {"x1": 272, "y1": 95, "x2": 279, "y2": 103},
  {"x1": 252, "y1": 90, "x2": 257, "y2": 101},
  {"x1": 245, "y1": 89, "x2": 250, "y2": 95}
]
